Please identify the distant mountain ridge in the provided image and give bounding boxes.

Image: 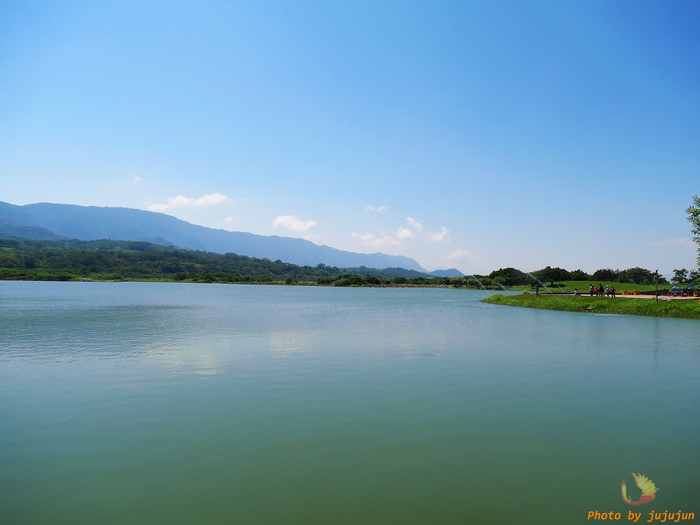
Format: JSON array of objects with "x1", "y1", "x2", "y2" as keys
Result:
[
  {"x1": 428, "y1": 268, "x2": 464, "y2": 278},
  {"x1": 0, "y1": 202, "x2": 428, "y2": 272}
]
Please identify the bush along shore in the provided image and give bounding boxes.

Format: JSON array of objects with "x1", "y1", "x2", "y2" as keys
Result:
[{"x1": 481, "y1": 293, "x2": 700, "y2": 320}]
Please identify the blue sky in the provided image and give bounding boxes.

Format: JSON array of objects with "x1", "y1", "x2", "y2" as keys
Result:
[{"x1": 1, "y1": 1, "x2": 698, "y2": 275}]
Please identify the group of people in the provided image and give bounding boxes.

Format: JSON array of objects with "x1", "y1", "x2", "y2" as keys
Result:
[{"x1": 589, "y1": 283, "x2": 616, "y2": 297}]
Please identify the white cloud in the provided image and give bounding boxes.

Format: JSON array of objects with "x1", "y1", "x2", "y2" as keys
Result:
[
  {"x1": 427, "y1": 227, "x2": 450, "y2": 243},
  {"x1": 133, "y1": 176, "x2": 143, "y2": 184},
  {"x1": 446, "y1": 248, "x2": 475, "y2": 261},
  {"x1": 195, "y1": 193, "x2": 232, "y2": 206},
  {"x1": 147, "y1": 192, "x2": 234, "y2": 212},
  {"x1": 366, "y1": 205, "x2": 388, "y2": 213},
  {"x1": 395, "y1": 226, "x2": 415, "y2": 240},
  {"x1": 273, "y1": 215, "x2": 317, "y2": 231},
  {"x1": 406, "y1": 217, "x2": 423, "y2": 231},
  {"x1": 353, "y1": 217, "x2": 429, "y2": 250},
  {"x1": 351, "y1": 232, "x2": 401, "y2": 249}
]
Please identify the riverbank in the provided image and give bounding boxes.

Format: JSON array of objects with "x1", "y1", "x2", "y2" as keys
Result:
[{"x1": 481, "y1": 293, "x2": 700, "y2": 319}]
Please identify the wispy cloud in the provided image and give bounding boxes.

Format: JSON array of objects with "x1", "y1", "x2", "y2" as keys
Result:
[
  {"x1": 273, "y1": 215, "x2": 317, "y2": 231},
  {"x1": 446, "y1": 248, "x2": 475, "y2": 261},
  {"x1": 427, "y1": 227, "x2": 450, "y2": 243},
  {"x1": 406, "y1": 217, "x2": 423, "y2": 231},
  {"x1": 147, "y1": 193, "x2": 234, "y2": 212},
  {"x1": 133, "y1": 176, "x2": 143, "y2": 184},
  {"x1": 351, "y1": 232, "x2": 401, "y2": 249},
  {"x1": 352, "y1": 217, "x2": 434, "y2": 250},
  {"x1": 366, "y1": 205, "x2": 388, "y2": 213}
]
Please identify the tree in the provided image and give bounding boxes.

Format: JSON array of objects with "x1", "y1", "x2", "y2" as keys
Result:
[
  {"x1": 488, "y1": 267, "x2": 528, "y2": 286},
  {"x1": 450, "y1": 277, "x2": 465, "y2": 287},
  {"x1": 364, "y1": 274, "x2": 381, "y2": 285},
  {"x1": 532, "y1": 266, "x2": 571, "y2": 285},
  {"x1": 619, "y1": 267, "x2": 655, "y2": 285},
  {"x1": 492, "y1": 276, "x2": 507, "y2": 287},
  {"x1": 672, "y1": 269, "x2": 688, "y2": 285},
  {"x1": 570, "y1": 269, "x2": 589, "y2": 281},
  {"x1": 592, "y1": 268, "x2": 620, "y2": 282},
  {"x1": 687, "y1": 195, "x2": 700, "y2": 266}
]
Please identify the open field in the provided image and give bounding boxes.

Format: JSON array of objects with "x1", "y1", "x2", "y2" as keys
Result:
[{"x1": 482, "y1": 292, "x2": 700, "y2": 319}]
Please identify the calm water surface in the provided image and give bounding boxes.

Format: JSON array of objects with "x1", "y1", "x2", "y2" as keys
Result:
[{"x1": 1, "y1": 282, "x2": 698, "y2": 524}]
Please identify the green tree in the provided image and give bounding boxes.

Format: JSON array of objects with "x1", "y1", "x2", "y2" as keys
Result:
[
  {"x1": 465, "y1": 278, "x2": 480, "y2": 289},
  {"x1": 672, "y1": 268, "x2": 688, "y2": 285},
  {"x1": 450, "y1": 277, "x2": 465, "y2": 287},
  {"x1": 569, "y1": 269, "x2": 589, "y2": 281},
  {"x1": 492, "y1": 276, "x2": 506, "y2": 287},
  {"x1": 687, "y1": 195, "x2": 700, "y2": 266},
  {"x1": 619, "y1": 267, "x2": 655, "y2": 285},
  {"x1": 532, "y1": 266, "x2": 571, "y2": 285},
  {"x1": 489, "y1": 267, "x2": 528, "y2": 286},
  {"x1": 364, "y1": 274, "x2": 381, "y2": 285},
  {"x1": 592, "y1": 268, "x2": 620, "y2": 282}
]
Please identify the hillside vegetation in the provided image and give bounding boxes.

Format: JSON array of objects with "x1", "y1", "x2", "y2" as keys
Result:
[{"x1": 0, "y1": 238, "x2": 444, "y2": 286}]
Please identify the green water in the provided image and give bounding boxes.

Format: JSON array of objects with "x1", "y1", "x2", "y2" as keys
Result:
[{"x1": 1, "y1": 282, "x2": 698, "y2": 524}]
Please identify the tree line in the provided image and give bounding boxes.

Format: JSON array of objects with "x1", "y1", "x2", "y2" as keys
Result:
[
  {"x1": 0, "y1": 237, "x2": 693, "y2": 288},
  {"x1": 487, "y1": 266, "x2": 672, "y2": 287},
  {"x1": 0, "y1": 238, "x2": 452, "y2": 285}
]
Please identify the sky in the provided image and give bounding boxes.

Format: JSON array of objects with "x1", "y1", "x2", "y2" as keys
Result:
[{"x1": 1, "y1": 0, "x2": 698, "y2": 276}]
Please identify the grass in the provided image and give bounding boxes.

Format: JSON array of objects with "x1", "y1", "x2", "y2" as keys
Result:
[{"x1": 481, "y1": 292, "x2": 700, "y2": 319}]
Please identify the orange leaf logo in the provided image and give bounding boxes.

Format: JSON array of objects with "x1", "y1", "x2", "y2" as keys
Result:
[{"x1": 621, "y1": 472, "x2": 659, "y2": 506}]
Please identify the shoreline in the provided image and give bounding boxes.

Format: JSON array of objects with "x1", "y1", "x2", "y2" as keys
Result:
[{"x1": 480, "y1": 293, "x2": 700, "y2": 320}]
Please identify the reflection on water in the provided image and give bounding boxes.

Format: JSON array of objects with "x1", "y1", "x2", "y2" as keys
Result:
[{"x1": 0, "y1": 281, "x2": 698, "y2": 525}]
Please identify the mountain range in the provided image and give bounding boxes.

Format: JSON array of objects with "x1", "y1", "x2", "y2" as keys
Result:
[{"x1": 0, "y1": 202, "x2": 462, "y2": 276}]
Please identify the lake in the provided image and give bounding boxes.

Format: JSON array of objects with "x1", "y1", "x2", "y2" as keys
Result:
[{"x1": 1, "y1": 282, "x2": 698, "y2": 524}]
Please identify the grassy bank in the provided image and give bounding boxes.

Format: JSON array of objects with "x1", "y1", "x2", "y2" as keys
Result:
[
  {"x1": 507, "y1": 281, "x2": 665, "y2": 294},
  {"x1": 481, "y1": 293, "x2": 700, "y2": 319}
]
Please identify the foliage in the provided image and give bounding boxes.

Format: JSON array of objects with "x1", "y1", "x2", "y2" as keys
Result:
[
  {"x1": 489, "y1": 267, "x2": 528, "y2": 286},
  {"x1": 619, "y1": 267, "x2": 657, "y2": 285},
  {"x1": 592, "y1": 268, "x2": 620, "y2": 281},
  {"x1": 0, "y1": 236, "x2": 682, "y2": 289},
  {"x1": 531, "y1": 266, "x2": 571, "y2": 285},
  {"x1": 569, "y1": 269, "x2": 589, "y2": 280},
  {"x1": 492, "y1": 276, "x2": 506, "y2": 286},
  {"x1": 688, "y1": 194, "x2": 700, "y2": 266},
  {"x1": 591, "y1": 267, "x2": 667, "y2": 285},
  {"x1": 0, "y1": 239, "x2": 349, "y2": 283},
  {"x1": 672, "y1": 268, "x2": 689, "y2": 284},
  {"x1": 0, "y1": 238, "x2": 464, "y2": 287}
]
